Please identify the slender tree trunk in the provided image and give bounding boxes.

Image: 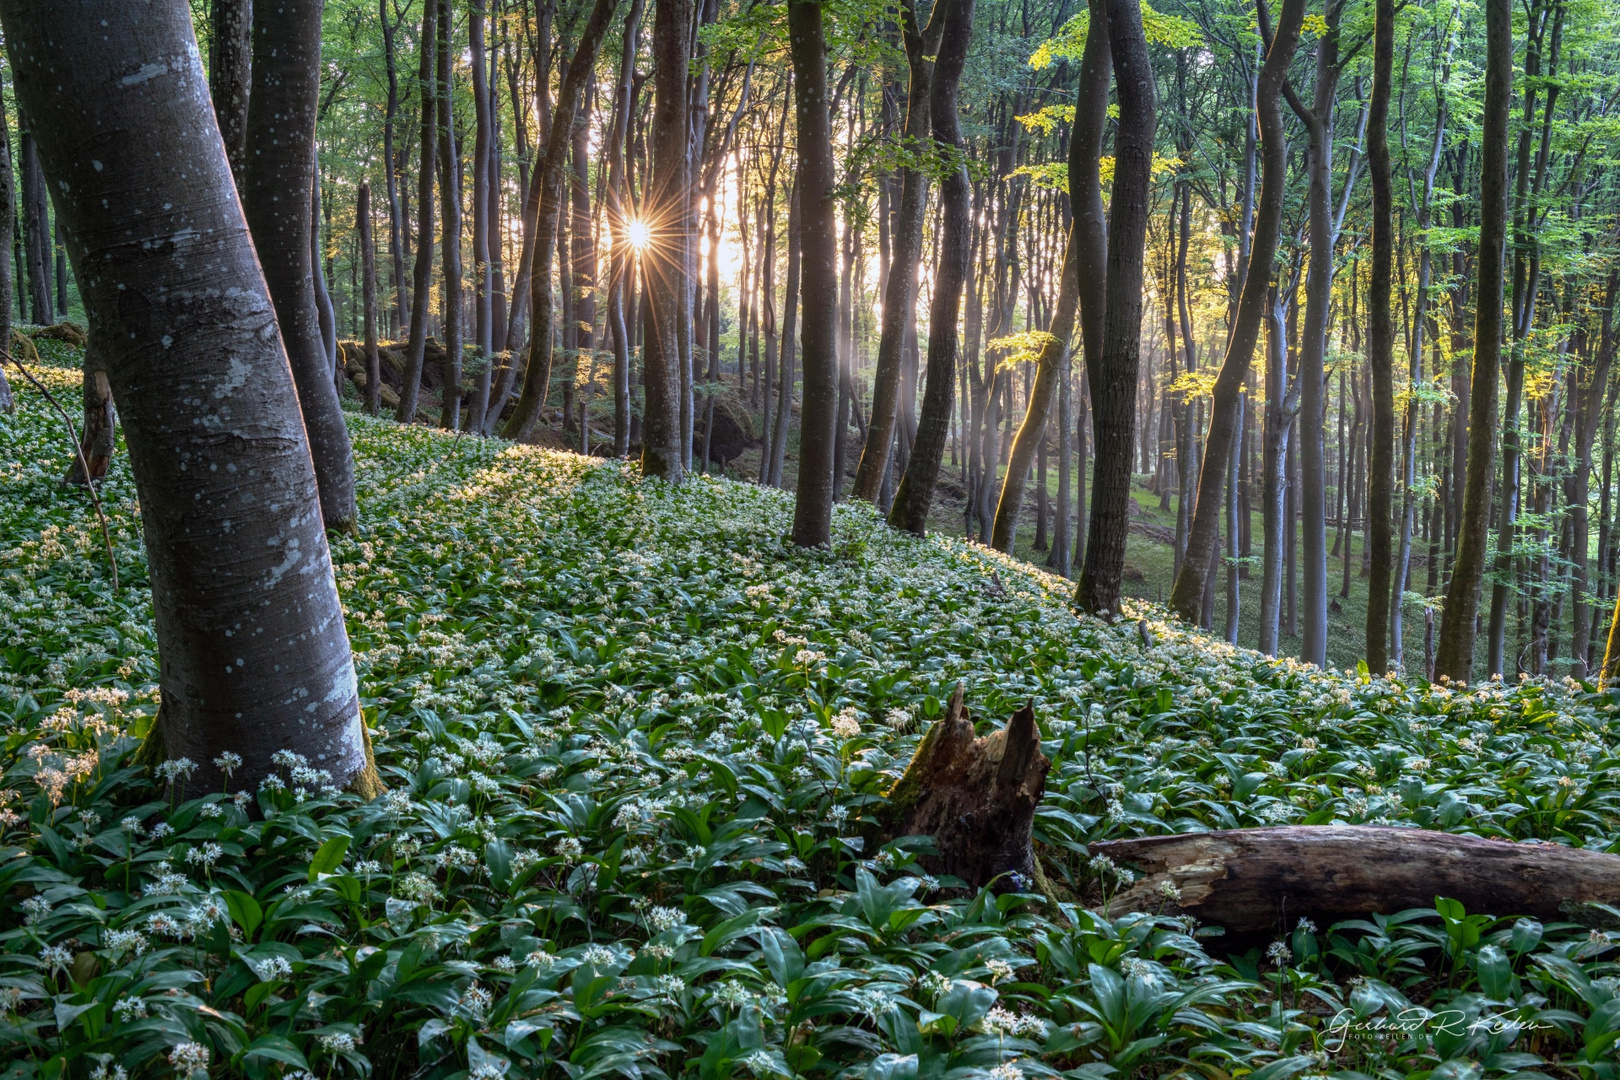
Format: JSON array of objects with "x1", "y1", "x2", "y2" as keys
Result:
[
  {"x1": 990, "y1": 0, "x2": 1104, "y2": 552},
  {"x1": 435, "y1": 0, "x2": 463, "y2": 430},
  {"x1": 890, "y1": 0, "x2": 976, "y2": 536},
  {"x1": 380, "y1": 0, "x2": 407, "y2": 336},
  {"x1": 358, "y1": 179, "x2": 382, "y2": 416},
  {"x1": 18, "y1": 117, "x2": 49, "y2": 323},
  {"x1": 3, "y1": 0, "x2": 377, "y2": 796},
  {"x1": 638, "y1": 0, "x2": 693, "y2": 479},
  {"x1": 1075, "y1": 0, "x2": 1155, "y2": 617},
  {"x1": 606, "y1": 0, "x2": 645, "y2": 457},
  {"x1": 769, "y1": 182, "x2": 801, "y2": 489},
  {"x1": 0, "y1": 74, "x2": 14, "y2": 413},
  {"x1": 1437, "y1": 0, "x2": 1510, "y2": 682},
  {"x1": 852, "y1": 0, "x2": 945, "y2": 502},
  {"x1": 788, "y1": 0, "x2": 839, "y2": 546},
  {"x1": 502, "y1": 0, "x2": 617, "y2": 441},
  {"x1": 396, "y1": 0, "x2": 436, "y2": 424},
  {"x1": 467, "y1": 0, "x2": 494, "y2": 432},
  {"x1": 1168, "y1": 0, "x2": 1303, "y2": 620},
  {"x1": 311, "y1": 157, "x2": 338, "y2": 385},
  {"x1": 209, "y1": 0, "x2": 252, "y2": 192},
  {"x1": 1363, "y1": 0, "x2": 1397, "y2": 673},
  {"x1": 242, "y1": 0, "x2": 357, "y2": 531}
]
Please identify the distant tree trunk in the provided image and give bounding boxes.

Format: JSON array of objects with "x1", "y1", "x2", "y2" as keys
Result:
[
  {"x1": 396, "y1": 0, "x2": 436, "y2": 424},
  {"x1": 1363, "y1": 0, "x2": 1396, "y2": 674},
  {"x1": 311, "y1": 158, "x2": 338, "y2": 384},
  {"x1": 788, "y1": 0, "x2": 839, "y2": 546},
  {"x1": 1437, "y1": 0, "x2": 1510, "y2": 683},
  {"x1": 768, "y1": 181, "x2": 801, "y2": 489},
  {"x1": 1290, "y1": 8, "x2": 1346, "y2": 667},
  {"x1": 466, "y1": 0, "x2": 494, "y2": 432},
  {"x1": 435, "y1": 0, "x2": 463, "y2": 431},
  {"x1": 18, "y1": 116, "x2": 49, "y2": 323},
  {"x1": 209, "y1": 0, "x2": 251, "y2": 191},
  {"x1": 1570, "y1": 273, "x2": 1617, "y2": 678},
  {"x1": 570, "y1": 84, "x2": 598, "y2": 451},
  {"x1": 1075, "y1": 0, "x2": 1156, "y2": 617},
  {"x1": 637, "y1": 0, "x2": 691, "y2": 479},
  {"x1": 0, "y1": 73, "x2": 14, "y2": 413},
  {"x1": 3, "y1": 0, "x2": 378, "y2": 797},
  {"x1": 989, "y1": 0, "x2": 1097, "y2": 552},
  {"x1": 1168, "y1": 0, "x2": 1303, "y2": 621},
  {"x1": 606, "y1": 0, "x2": 645, "y2": 457},
  {"x1": 502, "y1": 0, "x2": 616, "y2": 440},
  {"x1": 63, "y1": 341, "x2": 114, "y2": 485},
  {"x1": 890, "y1": 0, "x2": 976, "y2": 536},
  {"x1": 242, "y1": 0, "x2": 357, "y2": 531},
  {"x1": 379, "y1": 0, "x2": 407, "y2": 336},
  {"x1": 358, "y1": 179, "x2": 382, "y2": 416},
  {"x1": 851, "y1": 0, "x2": 945, "y2": 503}
]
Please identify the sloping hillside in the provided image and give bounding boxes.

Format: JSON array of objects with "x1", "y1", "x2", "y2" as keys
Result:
[{"x1": 3, "y1": 354, "x2": 1620, "y2": 1079}]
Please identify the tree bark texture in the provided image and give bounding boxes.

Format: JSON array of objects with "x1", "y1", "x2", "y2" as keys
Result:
[
  {"x1": 788, "y1": 0, "x2": 840, "y2": 546},
  {"x1": 1363, "y1": 0, "x2": 1397, "y2": 675},
  {"x1": 358, "y1": 179, "x2": 382, "y2": 416},
  {"x1": 242, "y1": 0, "x2": 358, "y2": 531},
  {"x1": 396, "y1": 0, "x2": 436, "y2": 424},
  {"x1": 1093, "y1": 827, "x2": 1620, "y2": 937},
  {"x1": 1075, "y1": 0, "x2": 1155, "y2": 617},
  {"x1": 880, "y1": 686, "x2": 1050, "y2": 892},
  {"x1": 208, "y1": 0, "x2": 251, "y2": 192},
  {"x1": 2, "y1": 0, "x2": 377, "y2": 797},
  {"x1": 1438, "y1": 0, "x2": 1510, "y2": 683}
]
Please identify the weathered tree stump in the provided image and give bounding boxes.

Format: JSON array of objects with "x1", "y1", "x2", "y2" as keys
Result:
[
  {"x1": 879, "y1": 685, "x2": 1051, "y2": 892},
  {"x1": 1092, "y1": 826, "x2": 1620, "y2": 936}
]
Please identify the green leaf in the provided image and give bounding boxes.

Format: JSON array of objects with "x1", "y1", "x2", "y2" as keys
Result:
[{"x1": 308, "y1": 835, "x2": 351, "y2": 882}]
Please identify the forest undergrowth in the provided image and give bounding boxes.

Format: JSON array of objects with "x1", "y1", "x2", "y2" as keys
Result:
[{"x1": 3, "y1": 344, "x2": 1620, "y2": 1079}]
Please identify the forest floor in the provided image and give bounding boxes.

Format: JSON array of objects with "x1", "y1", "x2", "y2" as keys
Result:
[
  {"x1": 3, "y1": 341, "x2": 1620, "y2": 1078},
  {"x1": 703, "y1": 385, "x2": 1474, "y2": 675}
]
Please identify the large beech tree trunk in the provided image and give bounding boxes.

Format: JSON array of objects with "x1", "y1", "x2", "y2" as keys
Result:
[
  {"x1": 1092, "y1": 827, "x2": 1620, "y2": 936},
  {"x1": 1075, "y1": 0, "x2": 1155, "y2": 617},
  {"x1": 2, "y1": 0, "x2": 378, "y2": 798},
  {"x1": 880, "y1": 686, "x2": 1050, "y2": 891},
  {"x1": 242, "y1": 0, "x2": 358, "y2": 531}
]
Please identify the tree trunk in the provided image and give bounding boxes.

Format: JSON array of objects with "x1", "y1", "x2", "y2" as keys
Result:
[
  {"x1": 3, "y1": 0, "x2": 378, "y2": 797},
  {"x1": 606, "y1": 0, "x2": 645, "y2": 457},
  {"x1": 502, "y1": 0, "x2": 616, "y2": 441},
  {"x1": 1075, "y1": 0, "x2": 1156, "y2": 617},
  {"x1": 19, "y1": 116, "x2": 49, "y2": 324},
  {"x1": 396, "y1": 0, "x2": 436, "y2": 425},
  {"x1": 1093, "y1": 827, "x2": 1620, "y2": 937},
  {"x1": 435, "y1": 0, "x2": 463, "y2": 431},
  {"x1": 311, "y1": 158, "x2": 338, "y2": 388},
  {"x1": 890, "y1": 0, "x2": 976, "y2": 536},
  {"x1": 0, "y1": 73, "x2": 14, "y2": 413},
  {"x1": 380, "y1": 0, "x2": 407, "y2": 336},
  {"x1": 1168, "y1": 0, "x2": 1303, "y2": 621},
  {"x1": 63, "y1": 342, "x2": 114, "y2": 485},
  {"x1": 242, "y1": 0, "x2": 357, "y2": 531},
  {"x1": 1437, "y1": 0, "x2": 1510, "y2": 683},
  {"x1": 466, "y1": 0, "x2": 494, "y2": 433},
  {"x1": 209, "y1": 0, "x2": 252, "y2": 192},
  {"x1": 851, "y1": 0, "x2": 945, "y2": 503},
  {"x1": 878, "y1": 686, "x2": 1050, "y2": 894},
  {"x1": 637, "y1": 0, "x2": 692, "y2": 479},
  {"x1": 788, "y1": 0, "x2": 839, "y2": 547},
  {"x1": 1363, "y1": 0, "x2": 1397, "y2": 674},
  {"x1": 358, "y1": 179, "x2": 382, "y2": 417},
  {"x1": 990, "y1": 0, "x2": 1105, "y2": 553}
]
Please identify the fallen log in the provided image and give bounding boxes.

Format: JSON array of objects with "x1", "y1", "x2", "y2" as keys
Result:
[
  {"x1": 879, "y1": 686, "x2": 1052, "y2": 893},
  {"x1": 1091, "y1": 826, "x2": 1620, "y2": 936}
]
